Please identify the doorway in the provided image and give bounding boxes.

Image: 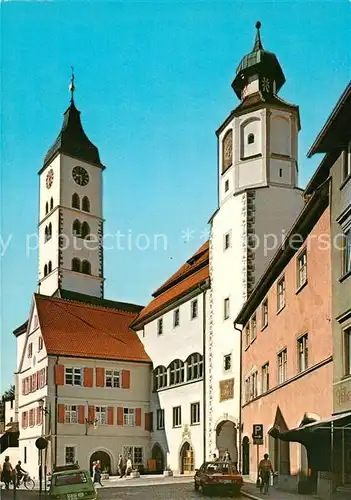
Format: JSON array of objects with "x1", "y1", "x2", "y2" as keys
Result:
[
  {"x1": 180, "y1": 442, "x2": 194, "y2": 474},
  {"x1": 151, "y1": 443, "x2": 165, "y2": 472},
  {"x1": 89, "y1": 450, "x2": 111, "y2": 475},
  {"x1": 242, "y1": 437, "x2": 250, "y2": 475}
]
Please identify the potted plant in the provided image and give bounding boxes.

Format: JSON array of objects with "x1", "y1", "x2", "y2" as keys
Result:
[
  {"x1": 163, "y1": 465, "x2": 173, "y2": 477},
  {"x1": 131, "y1": 467, "x2": 140, "y2": 478},
  {"x1": 101, "y1": 468, "x2": 109, "y2": 480}
]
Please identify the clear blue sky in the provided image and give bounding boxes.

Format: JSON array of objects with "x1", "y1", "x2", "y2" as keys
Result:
[{"x1": 1, "y1": 0, "x2": 350, "y2": 391}]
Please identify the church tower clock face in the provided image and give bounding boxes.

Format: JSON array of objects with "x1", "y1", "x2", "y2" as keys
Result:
[
  {"x1": 46, "y1": 169, "x2": 54, "y2": 189},
  {"x1": 72, "y1": 166, "x2": 89, "y2": 186}
]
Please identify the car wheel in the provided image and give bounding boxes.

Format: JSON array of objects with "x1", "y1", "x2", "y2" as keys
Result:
[{"x1": 194, "y1": 480, "x2": 199, "y2": 491}]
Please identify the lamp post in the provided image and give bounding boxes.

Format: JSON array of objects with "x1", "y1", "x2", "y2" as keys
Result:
[{"x1": 38, "y1": 399, "x2": 51, "y2": 497}]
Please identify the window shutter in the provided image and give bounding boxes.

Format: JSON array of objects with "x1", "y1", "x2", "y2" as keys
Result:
[
  {"x1": 88, "y1": 406, "x2": 95, "y2": 422},
  {"x1": 37, "y1": 371, "x2": 40, "y2": 389},
  {"x1": 121, "y1": 370, "x2": 130, "y2": 389},
  {"x1": 55, "y1": 364, "x2": 65, "y2": 385},
  {"x1": 22, "y1": 380, "x2": 25, "y2": 395},
  {"x1": 78, "y1": 406, "x2": 85, "y2": 424},
  {"x1": 136, "y1": 408, "x2": 142, "y2": 427},
  {"x1": 45, "y1": 366, "x2": 48, "y2": 385},
  {"x1": 95, "y1": 367, "x2": 105, "y2": 387},
  {"x1": 58, "y1": 404, "x2": 65, "y2": 423},
  {"x1": 21, "y1": 412, "x2": 25, "y2": 428},
  {"x1": 117, "y1": 407, "x2": 123, "y2": 425},
  {"x1": 145, "y1": 412, "x2": 153, "y2": 431},
  {"x1": 107, "y1": 407, "x2": 114, "y2": 425},
  {"x1": 84, "y1": 368, "x2": 93, "y2": 387}
]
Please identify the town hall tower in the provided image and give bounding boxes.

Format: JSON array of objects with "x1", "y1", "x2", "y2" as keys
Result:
[{"x1": 206, "y1": 22, "x2": 305, "y2": 464}]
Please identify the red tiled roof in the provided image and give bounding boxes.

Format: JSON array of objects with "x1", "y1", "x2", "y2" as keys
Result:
[
  {"x1": 153, "y1": 241, "x2": 209, "y2": 296},
  {"x1": 35, "y1": 294, "x2": 151, "y2": 363},
  {"x1": 133, "y1": 242, "x2": 209, "y2": 327}
]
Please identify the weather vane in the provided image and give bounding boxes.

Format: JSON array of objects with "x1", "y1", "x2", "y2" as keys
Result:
[{"x1": 69, "y1": 66, "x2": 75, "y2": 103}]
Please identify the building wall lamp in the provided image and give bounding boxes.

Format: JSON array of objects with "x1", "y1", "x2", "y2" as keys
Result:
[{"x1": 85, "y1": 418, "x2": 98, "y2": 435}]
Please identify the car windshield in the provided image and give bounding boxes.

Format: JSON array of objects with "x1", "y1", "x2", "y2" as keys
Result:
[
  {"x1": 205, "y1": 462, "x2": 238, "y2": 474},
  {"x1": 54, "y1": 472, "x2": 88, "y2": 486}
]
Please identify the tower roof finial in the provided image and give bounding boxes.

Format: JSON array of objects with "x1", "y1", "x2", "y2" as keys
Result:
[
  {"x1": 253, "y1": 20, "x2": 263, "y2": 51},
  {"x1": 69, "y1": 66, "x2": 75, "y2": 103}
]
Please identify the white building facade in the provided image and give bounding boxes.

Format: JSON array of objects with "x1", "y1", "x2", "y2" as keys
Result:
[{"x1": 133, "y1": 243, "x2": 210, "y2": 474}]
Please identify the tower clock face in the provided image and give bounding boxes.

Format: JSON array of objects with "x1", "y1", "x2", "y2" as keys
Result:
[
  {"x1": 46, "y1": 169, "x2": 54, "y2": 189},
  {"x1": 72, "y1": 166, "x2": 89, "y2": 186}
]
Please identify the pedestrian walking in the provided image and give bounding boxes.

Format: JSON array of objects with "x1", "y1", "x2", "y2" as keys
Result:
[
  {"x1": 258, "y1": 453, "x2": 274, "y2": 495},
  {"x1": 93, "y1": 460, "x2": 103, "y2": 487},
  {"x1": 124, "y1": 455, "x2": 133, "y2": 477},
  {"x1": 118, "y1": 454, "x2": 125, "y2": 478},
  {"x1": 2, "y1": 456, "x2": 13, "y2": 490}
]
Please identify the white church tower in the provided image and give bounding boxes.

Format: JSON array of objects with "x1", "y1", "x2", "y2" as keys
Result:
[
  {"x1": 37, "y1": 74, "x2": 104, "y2": 298},
  {"x1": 206, "y1": 22, "x2": 304, "y2": 464}
]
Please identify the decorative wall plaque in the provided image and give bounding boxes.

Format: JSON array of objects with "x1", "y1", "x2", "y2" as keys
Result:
[
  {"x1": 219, "y1": 378, "x2": 234, "y2": 402},
  {"x1": 222, "y1": 130, "x2": 233, "y2": 172}
]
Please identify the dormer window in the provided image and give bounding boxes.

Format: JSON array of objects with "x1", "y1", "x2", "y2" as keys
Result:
[{"x1": 248, "y1": 133, "x2": 255, "y2": 145}]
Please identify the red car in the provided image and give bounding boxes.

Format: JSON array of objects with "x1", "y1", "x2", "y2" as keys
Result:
[{"x1": 194, "y1": 461, "x2": 244, "y2": 496}]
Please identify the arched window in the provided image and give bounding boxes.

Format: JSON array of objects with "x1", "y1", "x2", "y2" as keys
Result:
[
  {"x1": 44, "y1": 226, "x2": 49, "y2": 242},
  {"x1": 248, "y1": 133, "x2": 255, "y2": 144},
  {"x1": 153, "y1": 366, "x2": 167, "y2": 391},
  {"x1": 72, "y1": 193, "x2": 80, "y2": 209},
  {"x1": 81, "y1": 260, "x2": 91, "y2": 275},
  {"x1": 72, "y1": 258, "x2": 81, "y2": 272},
  {"x1": 81, "y1": 221, "x2": 90, "y2": 239},
  {"x1": 48, "y1": 222, "x2": 52, "y2": 240},
  {"x1": 44, "y1": 264, "x2": 48, "y2": 277},
  {"x1": 50, "y1": 197, "x2": 54, "y2": 211},
  {"x1": 72, "y1": 219, "x2": 81, "y2": 236},
  {"x1": 82, "y1": 196, "x2": 90, "y2": 212},
  {"x1": 45, "y1": 202, "x2": 49, "y2": 215},
  {"x1": 48, "y1": 261, "x2": 52, "y2": 274},
  {"x1": 186, "y1": 353, "x2": 203, "y2": 381},
  {"x1": 169, "y1": 359, "x2": 185, "y2": 386}
]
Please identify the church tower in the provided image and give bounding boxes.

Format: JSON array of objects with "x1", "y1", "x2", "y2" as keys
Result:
[
  {"x1": 206, "y1": 23, "x2": 305, "y2": 462},
  {"x1": 37, "y1": 75, "x2": 104, "y2": 298}
]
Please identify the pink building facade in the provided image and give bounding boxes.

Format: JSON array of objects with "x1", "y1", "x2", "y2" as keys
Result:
[{"x1": 236, "y1": 186, "x2": 333, "y2": 492}]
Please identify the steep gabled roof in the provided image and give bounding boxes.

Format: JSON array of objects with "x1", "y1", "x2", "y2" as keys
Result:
[
  {"x1": 132, "y1": 242, "x2": 210, "y2": 328},
  {"x1": 34, "y1": 294, "x2": 151, "y2": 363}
]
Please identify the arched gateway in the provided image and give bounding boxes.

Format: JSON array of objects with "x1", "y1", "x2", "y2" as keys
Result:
[
  {"x1": 151, "y1": 443, "x2": 165, "y2": 472},
  {"x1": 89, "y1": 450, "x2": 111, "y2": 474},
  {"x1": 216, "y1": 420, "x2": 238, "y2": 462},
  {"x1": 180, "y1": 441, "x2": 194, "y2": 474}
]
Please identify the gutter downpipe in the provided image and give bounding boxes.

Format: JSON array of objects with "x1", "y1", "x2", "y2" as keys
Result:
[
  {"x1": 54, "y1": 356, "x2": 59, "y2": 468},
  {"x1": 199, "y1": 281, "x2": 208, "y2": 463},
  {"x1": 234, "y1": 322, "x2": 243, "y2": 473}
]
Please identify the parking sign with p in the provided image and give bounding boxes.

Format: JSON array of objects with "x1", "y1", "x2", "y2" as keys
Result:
[{"x1": 252, "y1": 424, "x2": 263, "y2": 445}]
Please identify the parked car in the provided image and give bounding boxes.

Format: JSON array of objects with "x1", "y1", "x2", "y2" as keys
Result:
[
  {"x1": 194, "y1": 461, "x2": 244, "y2": 496},
  {"x1": 49, "y1": 464, "x2": 98, "y2": 500}
]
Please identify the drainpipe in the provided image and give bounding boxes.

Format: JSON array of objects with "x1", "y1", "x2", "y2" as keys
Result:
[
  {"x1": 199, "y1": 281, "x2": 208, "y2": 463},
  {"x1": 234, "y1": 322, "x2": 243, "y2": 473},
  {"x1": 54, "y1": 356, "x2": 59, "y2": 468},
  {"x1": 201, "y1": 284, "x2": 207, "y2": 463}
]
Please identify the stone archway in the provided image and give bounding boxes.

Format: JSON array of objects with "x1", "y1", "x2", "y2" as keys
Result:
[
  {"x1": 89, "y1": 450, "x2": 111, "y2": 475},
  {"x1": 180, "y1": 441, "x2": 194, "y2": 474},
  {"x1": 151, "y1": 443, "x2": 165, "y2": 472},
  {"x1": 242, "y1": 437, "x2": 250, "y2": 475},
  {"x1": 216, "y1": 420, "x2": 238, "y2": 463}
]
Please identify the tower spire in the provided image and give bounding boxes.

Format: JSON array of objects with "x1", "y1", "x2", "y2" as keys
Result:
[
  {"x1": 69, "y1": 66, "x2": 75, "y2": 103},
  {"x1": 253, "y1": 21, "x2": 263, "y2": 51}
]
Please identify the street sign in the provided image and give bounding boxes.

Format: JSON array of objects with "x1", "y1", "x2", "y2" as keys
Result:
[{"x1": 252, "y1": 424, "x2": 263, "y2": 445}]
